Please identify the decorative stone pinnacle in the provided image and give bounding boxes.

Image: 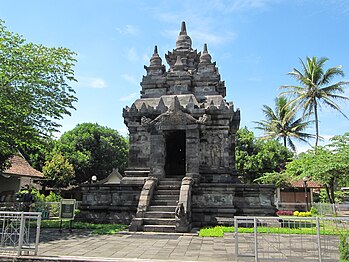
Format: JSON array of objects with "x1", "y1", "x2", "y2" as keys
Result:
[
  {"x1": 180, "y1": 21, "x2": 187, "y2": 35},
  {"x1": 169, "y1": 96, "x2": 181, "y2": 112},
  {"x1": 174, "y1": 55, "x2": 184, "y2": 71},
  {"x1": 150, "y1": 45, "x2": 162, "y2": 66},
  {"x1": 176, "y1": 21, "x2": 192, "y2": 50},
  {"x1": 203, "y1": 43, "x2": 208, "y2": 53},
  {"x1": 200, "y1": 43, "x2": 212, "y2": 64}
]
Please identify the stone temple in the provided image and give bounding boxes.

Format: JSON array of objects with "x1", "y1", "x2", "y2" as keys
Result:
[{"x1": 80, "y1": 22, "x2": 276, "y2": 232}]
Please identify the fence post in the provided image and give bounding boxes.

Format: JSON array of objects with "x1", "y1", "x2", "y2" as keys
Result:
[
  {"x1": 234, "y1": 217, "x2": 239, "y2": 258},
  {"x1": 254, "y1": 217, "x2": 258, "y2": 262},
  {"x1": 316, "y1": 217, "x2": 322, "y2": 262},
  {"x1": 17, "y1": 213, "x2": 25, "y2": 256},
  {"x1": 34, "y1": 213, "x2": 42, "y2": 255}
]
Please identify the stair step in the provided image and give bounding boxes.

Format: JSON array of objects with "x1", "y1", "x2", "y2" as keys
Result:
[
  {"x1": 143, "y1": 218, "x2": 176, "y2": 225},
  {"x1": 151, "y1": 199, "x2": 178, "y2": 206},
  {"x1": 144, "y1": 211, "x2": 175, "y2": 218},
  {"x1": 143, "y1": 225, "x2": 176, "y2": 233},
  {"x1": 148, "y1": 205, "x2": 177, "y2": 212},
  {"x1": 158, "y1": 180, "x2": 181, "y2": 186},
  {"x1": 161, "y1": 177, "x2": 183, "y2": 181},
  {"x1": 156, "y1": 189, "x2": 180, "y2": 195},
  {"x1": 154, "y1": 194, "x2": 179, "y2": 200},
  {"x1": 157, "y1": 185, "x2": 181, "y2": 190}
]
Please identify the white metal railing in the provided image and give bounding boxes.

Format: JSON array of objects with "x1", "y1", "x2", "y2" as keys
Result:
[
  {"x1": 234, "y1": 216, "x2": 349, "y2": 261},
  {"x1": 0, "y1": 201, "x2": 81, "y2": 219},
  {"x1": 0, "y1": 211, "x2": 41, "y2": 256},
  {"x1": 276, "y1": 202, "x2": 349, "y2": 216}
]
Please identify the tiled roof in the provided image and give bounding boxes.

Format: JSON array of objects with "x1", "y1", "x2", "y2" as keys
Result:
[
  {"x1": 290, "y1": 179, "x2": 322, "y2": 188},
  {"x1": 3, "y1": 155, "x2": 43, "y2": 178}
]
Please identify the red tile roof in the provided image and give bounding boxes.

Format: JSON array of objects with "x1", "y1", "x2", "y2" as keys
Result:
[
  {"x1": 290, "y1": 179, "x2": 322, "y2": 188},
  {"x1": 3, "y1": 155, "x2": 43, "y2": 178}
]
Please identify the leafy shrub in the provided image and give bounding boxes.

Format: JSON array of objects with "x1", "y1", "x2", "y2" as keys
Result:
[
  {"x1": 293, "y1": 211, "x2": 311, "y2": 217},
  {"x1": 276, "y1": 210, "x2": 294, "y2": 216},
  {"x1": 297, "y1": 211, "x2": 312, "y2": 217},
  {"x1": 339, "y1": 234, "x2": 349, "y2": 261},
  {"x1": 310, "y1": 207, "x2": 318, "y2": 216}
]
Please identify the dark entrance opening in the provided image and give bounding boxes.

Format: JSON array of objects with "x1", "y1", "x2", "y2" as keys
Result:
[{"x1": 165, "y1": 131, "x2": 186, "y2": 177}]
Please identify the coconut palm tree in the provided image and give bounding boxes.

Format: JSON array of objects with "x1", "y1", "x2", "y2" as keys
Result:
[
  {"x1": 280, "y1": 56, "x2": 349, "y2": 149},
  {"x1": 254, "y1": 96, "x2": 315, "y2": 151}
]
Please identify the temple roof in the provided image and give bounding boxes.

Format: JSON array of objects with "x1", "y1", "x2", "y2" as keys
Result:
[
  {"x1": 2, "y1": 155, "x2": 43, "y2": 178},
  {"x1": 140, "y1": 21, "x2": 226, "y2": 100}
]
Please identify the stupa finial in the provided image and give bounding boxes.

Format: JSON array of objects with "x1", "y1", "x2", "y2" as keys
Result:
[
  {"x1": 180, "y1": 21, "x2": 187, "y2": 35},
  {"x1": 203, "y1": 43, "x2": 208, "y2": 52},
  {"x1": 149, "y1": 45, "x2": 162, "y2": 66},
  {"x1": 176, "y1": 21, "x2": 192, "y2": 50},
  {"x1": 200, "y1": 43, "x2": 212, "y2": 64}
]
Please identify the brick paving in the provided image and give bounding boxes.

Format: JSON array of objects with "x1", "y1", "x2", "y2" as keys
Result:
[
  {"x1": 11, "y1": 228, "x2": 237, "y2": 261},
  {"x1": 0, "y1": 228, "x2": 341, "y2": 261}
]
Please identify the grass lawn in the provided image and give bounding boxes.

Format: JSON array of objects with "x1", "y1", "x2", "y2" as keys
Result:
[
  {"x1": 39, "y1": 219, "x2": 128, "y2": 235},
  {"x1": 199, "y1": 218, "x2": 348, "y2": 237}
]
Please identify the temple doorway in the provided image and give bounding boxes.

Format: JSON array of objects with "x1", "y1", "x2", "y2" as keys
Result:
[{"x1": 165, "y1": 131, "x2": 186, "y2": 177}]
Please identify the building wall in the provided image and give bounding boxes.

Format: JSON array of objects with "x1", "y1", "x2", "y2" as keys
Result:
[{"x1": 0, "y1": 176, "x2": 21, "y2": 201}]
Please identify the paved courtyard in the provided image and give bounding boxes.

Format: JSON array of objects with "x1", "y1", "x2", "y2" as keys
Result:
[
  {"x1": 36, "y1": 229, "x2": 235, "y2": 261},
  {"x1": 0, "y1": 228, "x2": 343, "y2": 261}
]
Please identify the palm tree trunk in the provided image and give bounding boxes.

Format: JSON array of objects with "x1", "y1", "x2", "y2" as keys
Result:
[
  {"x1": 283, "y1": 136, "x2": 287, "y2": 148},
  {"x1": 314, "y1": 100, "x2": 319, "y2": 151}
]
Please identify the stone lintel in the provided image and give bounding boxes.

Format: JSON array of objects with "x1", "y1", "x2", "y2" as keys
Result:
[{"x1": 120, "y1": 177, "x2": 148, "y2": 185}]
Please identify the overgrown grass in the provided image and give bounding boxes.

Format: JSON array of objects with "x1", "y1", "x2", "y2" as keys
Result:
[{"x1": 39, "y1": 220, "x2": 127, "y2": 234}]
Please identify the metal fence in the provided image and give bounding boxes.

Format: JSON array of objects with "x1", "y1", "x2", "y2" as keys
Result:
[
  {"x1": 234, "y1": 216, "x2": 349, "y2": 262},
  {"x1": 313, "y1": 203, "x2": 349, "y2": 216},
  {"x1": 276, "y1": 202, "x2": 349, "y2": 216},
  {"x1": 0, "y1": 201, "x2": 81, "y2": 219},
  {"x1": 0, "y1": 211, "x2": 41, "y2": 256}
]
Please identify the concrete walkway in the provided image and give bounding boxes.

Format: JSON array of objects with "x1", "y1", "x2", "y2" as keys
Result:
[{"x1": 0, "y1": 229, "x2": 237, "y2": 262}]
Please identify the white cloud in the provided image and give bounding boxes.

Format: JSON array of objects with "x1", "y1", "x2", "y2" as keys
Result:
[
  {"x1": 222, "y1": 0, "x2": 272, "y2": 13},
  {"x1": 125, "y1": 47, "x2": 139, "y2": 62},
  {"x1": 76, "y1": 76, "x2": 107, "y2": 89},
  {"x1": 116, "y1": 25, "x2": 139, "y2": 35},
  {"x1": 90, "y1": 78, "x2": 107, "y2": 88},
  {"x1": 162, "y1": 28, "x2": 234, "y2": 47},
  {"x1": 191, "y1": 30, "x2": 236, "y2": 46},
  {"x1": 117, "y1": 127, "x2": 129, "y2": 137},
  {"x1": 120, "y1": 92, "x2": 139, "y2": 101},
  {"x1": 121, "y1": 74, "x2": 138, "y2": 85}
]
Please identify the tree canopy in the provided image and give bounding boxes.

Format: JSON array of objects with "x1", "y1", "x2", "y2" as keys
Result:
[
  {"x1": 0, "y1": 20, "x2": 77, "y2": 171},
  {"x1": 235, "y1": 127, "x2": 293, "y2": 183},
  {"x1": 51, "y1": 123, "x2": 128, "y2": 184},
  {"x1": 280, "y1": 56, "x2": 349, "y2": 149},
  {"x1": 284, "y1": 132, "x2": 349, "y2": 203},
  {"x1": 43, "y1": 154, "x2": 75, "y2": 190},
  {"x1": 254, "y1": 96, "x2": 314, "y2": 151}
]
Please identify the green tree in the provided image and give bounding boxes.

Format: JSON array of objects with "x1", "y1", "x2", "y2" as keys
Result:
[
  {"x1": 284, "y1": 133, "x2": 349, "y2": 203},
  {"x1": 235, "y1": 127, "x2": 293, "y2": 183},
  {"x1": 52, "y1": 123, "x2": 128, "y2": 184},
  {"x1": 280, "y1": 56, "x2": 349, "y2": 149},
  {"x1": 254, "y1": 96, "x2": 314, "y2": 151},
  {"x1": 0, "y1": 20, "x2": 77, "y2": 171},
  {"x1": 43, "y1": 154, "x2": 75, "y2": 190}
]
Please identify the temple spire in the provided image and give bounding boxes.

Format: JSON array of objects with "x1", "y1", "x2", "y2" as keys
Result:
[
  {"x1": 176, "y1": 21, "x2": 192, "y2": 50},
  {"x1": 203, "y1": 43, "x2": 208, "y2": 52},
  {"x1": 200, "y1": 43, "x2": 212, "y2": 64},
  {"x1": 150, "y1": 45, "x2": 162, "y2": 66},
  {"x1": 180, "y1": 21, "x2": 187, "y2": 35}
]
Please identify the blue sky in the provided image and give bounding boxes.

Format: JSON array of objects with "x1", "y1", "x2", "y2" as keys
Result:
[{"x1": 1, "y1": 0, "x2": 349, "y2": 152}]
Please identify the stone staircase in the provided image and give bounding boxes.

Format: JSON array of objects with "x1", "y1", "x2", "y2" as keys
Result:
[{"x1": 142, "y1": 177, "x2": 182, "y2": 232}]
